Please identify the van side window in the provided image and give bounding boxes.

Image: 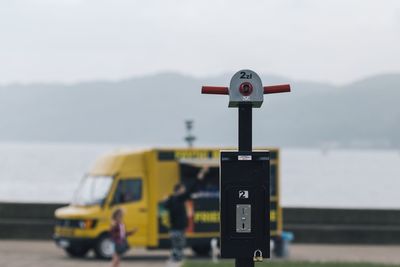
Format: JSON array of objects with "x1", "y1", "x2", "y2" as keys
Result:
[{"x1": 113, "y1": 179, "x2": 142, "y2": 204}]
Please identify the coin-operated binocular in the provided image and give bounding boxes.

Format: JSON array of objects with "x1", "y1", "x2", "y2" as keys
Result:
[
  {"x1": 202, "y1": 69, "x2": 290, "y2": 267},
  {"x1": 202, "y1": 69, "x2": 290, "y2": 108}
]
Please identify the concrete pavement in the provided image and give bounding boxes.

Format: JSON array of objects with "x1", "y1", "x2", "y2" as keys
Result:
[{"x1": 1, "y1": 240, "x2": 400, "y2": 267}]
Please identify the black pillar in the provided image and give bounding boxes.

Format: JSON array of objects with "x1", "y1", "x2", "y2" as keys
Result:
[
  {"x1": 238, "y1": 103, "x2": 252, "y2": 152},
  {"x1": 236, "y1": 258, "x2": 255, "y2": 267},
  {"x1": 237, "y1": 103, "x2": 254, "y2": 267}
]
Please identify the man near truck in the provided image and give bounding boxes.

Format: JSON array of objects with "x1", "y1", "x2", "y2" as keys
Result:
[{"x1": 163, "y1": 166, "x2": 209, "y2": 263}]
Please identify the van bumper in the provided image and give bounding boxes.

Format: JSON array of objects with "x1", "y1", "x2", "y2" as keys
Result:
[{"x1": 54, "y1": 236, "x2": 96, "y2": 249}]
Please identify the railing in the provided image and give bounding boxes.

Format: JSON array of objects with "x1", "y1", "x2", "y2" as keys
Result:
[{"x1": 1, "y1": 202, "x2": 400, "y2": 243}]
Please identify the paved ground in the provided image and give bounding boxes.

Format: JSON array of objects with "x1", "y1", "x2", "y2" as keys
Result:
[
  {"x1": 289, "y1": 244, "x2": 400, "y2": 265},
  {"x1": 0, "y1": 240, "x2": 170, "y2": 267},
  {"x1": 1, "y1": 240, "x2": 400, "y2": 267}
]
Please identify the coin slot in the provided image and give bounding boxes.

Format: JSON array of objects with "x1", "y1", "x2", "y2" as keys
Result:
[{"x1": 236, "y1": 204, "x2": 251, "y2": 233}]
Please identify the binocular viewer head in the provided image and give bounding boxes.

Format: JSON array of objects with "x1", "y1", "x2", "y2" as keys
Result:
[
  {"x1": 201, "y1": 69, "x2": 290, "y2": 108},
  {"x1": 229, "y1": 69, "x2": 263, "y2": 108}
]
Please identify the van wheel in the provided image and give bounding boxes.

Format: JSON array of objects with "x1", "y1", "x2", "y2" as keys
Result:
[
  {"x1": 191, "y1": 245, "x2": 211, "y2": 257},
  {"x1": 64, "y1": 246, "x2": 90, "y2": 258},
  {"x1": 94, "y1": 234, "x2": 114, "y2": 259}
]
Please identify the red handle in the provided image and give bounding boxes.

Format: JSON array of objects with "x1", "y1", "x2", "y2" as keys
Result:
[
  {"x1": 263, "y1": 84, "x2": 291, "y2": 94},
  {"x1": 201, "y1": 86, "x2": 229, "y2": 95},
  {"x1": 202, "y1": 84, "x2": 290, "y2": 95}
]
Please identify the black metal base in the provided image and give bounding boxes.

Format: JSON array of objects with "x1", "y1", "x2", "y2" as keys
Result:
[{"x1": 235, "y1": 258, "x2": 255, "y2": 267}]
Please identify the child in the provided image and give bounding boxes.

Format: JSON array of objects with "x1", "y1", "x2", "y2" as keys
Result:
[{"x1": 110, "y1": 209, "x2": 137, "y2": 267}]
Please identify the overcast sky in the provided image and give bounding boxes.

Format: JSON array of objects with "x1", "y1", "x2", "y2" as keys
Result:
[{"x1": 0, "y1": 0, "x2": 399, "y2": 85}]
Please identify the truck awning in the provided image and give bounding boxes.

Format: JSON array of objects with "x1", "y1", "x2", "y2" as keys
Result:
[{"x1": 179, "y1": 158, "x2": 219, "y2": 167}]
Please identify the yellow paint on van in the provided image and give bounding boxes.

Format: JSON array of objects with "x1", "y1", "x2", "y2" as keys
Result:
[{"x1": 54, "y1": 148, "x2": 282, "y2": 250}]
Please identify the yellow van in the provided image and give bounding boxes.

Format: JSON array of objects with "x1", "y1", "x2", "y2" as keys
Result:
[{"x1": 54, "y1": 148, "x2": 283, "y2": 259}]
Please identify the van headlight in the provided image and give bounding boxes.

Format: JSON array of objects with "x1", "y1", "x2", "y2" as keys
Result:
[{"x1": 78, "y1": 219, "x2": 97, "y2": 229}]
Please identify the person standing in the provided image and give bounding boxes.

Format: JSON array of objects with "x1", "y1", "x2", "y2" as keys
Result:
[
  {"x1": 163, "y1": 166, "x2": 209, "y2": 263},
  {"x1": 110, "y1": 209, "x2": 137, "y2": 267}
]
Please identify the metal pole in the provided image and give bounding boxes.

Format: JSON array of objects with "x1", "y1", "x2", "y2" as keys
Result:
[
  {"x1": 237, "y1": 103, "x2": 254, "y2": 267},
  {"x1": 238, "y1": 103, "x2": 252, "y2": 152},
  {"x1": 235, "y1": 258, "x2": 255, "y2": 267}
]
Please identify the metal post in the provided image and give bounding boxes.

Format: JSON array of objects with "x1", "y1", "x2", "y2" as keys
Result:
[
  {"x1": 238, "y1": 103, "x2": 252, "y2": 152},
  {"x1": 236, "y1": 258, "x2": 255, "y2": 267},
  {"x1": 237, "y1": 103, "x2": 254, "y2": 267}
]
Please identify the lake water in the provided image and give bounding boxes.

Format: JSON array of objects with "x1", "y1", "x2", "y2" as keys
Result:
[{"x1": 0, "y1": 143, "x2": 399, "y2": 208}]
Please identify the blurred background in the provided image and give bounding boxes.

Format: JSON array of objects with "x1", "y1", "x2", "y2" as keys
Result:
[{"x1": 1, "y1": 0, "x2": 400, "y2": 266}]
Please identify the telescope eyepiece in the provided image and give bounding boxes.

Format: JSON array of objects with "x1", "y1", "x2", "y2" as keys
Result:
[{"x1": 239, "y1": 82, "x2": 253, "y2": 96}]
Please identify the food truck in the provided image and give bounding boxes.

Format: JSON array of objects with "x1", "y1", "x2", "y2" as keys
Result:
[{"x1": 54, "y1": 148, "x2": 283, "y2": 259}]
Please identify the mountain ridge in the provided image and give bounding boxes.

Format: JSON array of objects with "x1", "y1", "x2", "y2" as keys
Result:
[{"x1": 0, "y1": 72, "x2": 399, "y2": 148}]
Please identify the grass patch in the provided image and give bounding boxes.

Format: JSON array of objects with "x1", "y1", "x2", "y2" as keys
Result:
[{"x1": 183, "y1": 260, "x2": 399, "y2": 267}]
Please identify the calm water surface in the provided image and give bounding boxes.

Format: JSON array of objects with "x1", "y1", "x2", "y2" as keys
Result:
[{"x1": 0, "y1": 143, "x2": 399, "y2": 208}]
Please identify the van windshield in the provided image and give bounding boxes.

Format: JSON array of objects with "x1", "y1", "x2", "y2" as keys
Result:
[{"x1": 73, "y1": 175, "x2": 113, "y2": 206}]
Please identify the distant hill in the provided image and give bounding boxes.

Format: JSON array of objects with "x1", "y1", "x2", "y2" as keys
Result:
[{"x1": 0, "y1": 73, "x2": 399, "y2": 148}]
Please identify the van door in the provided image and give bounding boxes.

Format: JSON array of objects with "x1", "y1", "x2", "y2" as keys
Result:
[{"x1": 111, "y1": 177, "x2": 148, "y2": 245}]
